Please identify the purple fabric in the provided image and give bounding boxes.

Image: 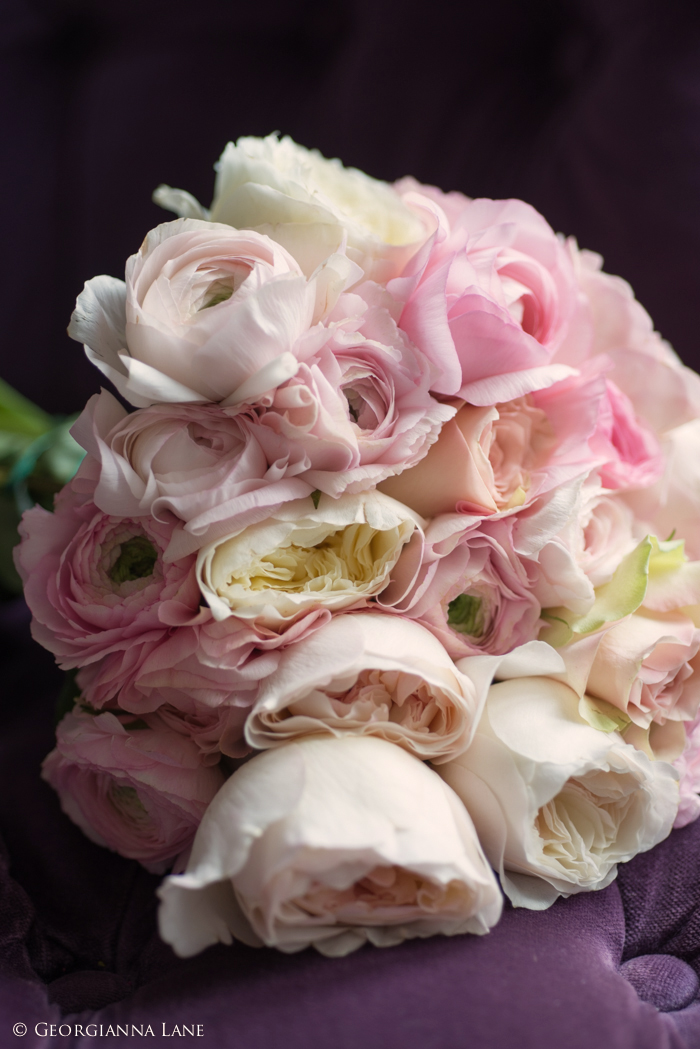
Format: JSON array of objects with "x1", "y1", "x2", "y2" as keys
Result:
[{"x1": 4, "y1": 0, "x2": 700, "y2": 1045}]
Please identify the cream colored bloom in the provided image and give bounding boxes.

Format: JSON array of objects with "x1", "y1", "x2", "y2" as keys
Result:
[
  {"x1": 196, "y1": 491, "x2": 421, "y2": 626},
  {"x1": 242, "y1": 613, "x2": 496, "y2": 761},
  {"x1": 438, "y1": 675, "x2": 678, "y2": 909},
  {"x1": 157, "y1": 736, "x2": 502, "y2": 956},
  {"x1": 154, "y1": 134, "x2": 429, "y2": 281}
]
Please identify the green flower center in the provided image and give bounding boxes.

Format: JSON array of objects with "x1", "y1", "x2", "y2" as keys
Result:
[
  {"x1": 109, "y1": 536, "x2": 158, "y2": 584},
  {"x1": 447, "y1": 593, "x2": 486, "y2": 638}
]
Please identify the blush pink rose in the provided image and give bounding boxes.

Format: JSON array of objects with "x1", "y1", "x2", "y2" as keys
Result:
[
  {"x1": 42, "y1": 708, "x2": 225, "y2": 872},
  {"x1": 389, "y1": 186, "x2": 578, "y2": 403},
  {"x1": 584, "y1": 613, "x2": 700, "y2": 729},
  {"x1": 378, "y1": 364, "x2": 605, "y2": 519},
  {"x1": 73, "y1": 389, "x2": 313, "y2": 544},
  {"x1": 16, "y1": 481, "x2": 199, "y2": 668},
  {"x1": 258, "y1": 283, "x2": 454, "y2": 496}
]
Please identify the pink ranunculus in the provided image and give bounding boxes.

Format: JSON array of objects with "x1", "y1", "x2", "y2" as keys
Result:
[
  {"x1": 68, "y1": 219, "x2": 357, "y2": 410},
  {"x1": 589, "y1": 380, "x2": 664, "y2": 491},
  {"x1": 389, "y1": 186, "x2": 579, "y2": 402},
  {"x1": 258, "y1": 282, "x2": 455, "y2": 497},
  {"x1": 381, "y1": 513, "x2": 542, "y2": 658},
  {"x1": 76, "y1": 611, "x2": 330, "y2": 756},
  {"x1": 378, "y1": 364, "x2": 605, "y2": 520},
  {"x1": 561, "y1": 245, "x2": 700, "y2": 436},
  {"x1": 15, "y1": 481, "x2": 199, "y2": 668},
  {"x1": 73, "y1": 389, "x2": 313, "y2": 544},
  {"x1": 42, "y1": 708, "x2": 225, "y2": 872},
  {"x1": 673, "y1": 712, "x2": 700, "y2": 828}
]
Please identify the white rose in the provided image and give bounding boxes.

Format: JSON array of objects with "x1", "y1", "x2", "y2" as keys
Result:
[
  {"x1": 195, "y1": 490, "x2": 421, "y2": 626},
  {"x1": 154, "y1": 134, "x2": 429, "y2": 281},
  {"x1": 438, "y1": 675, "x2": 678, "y2": 909},
  {"x1": 157, "y1": 736, "x2": 503, "y2": 957},
  {"x1": 242, "y1": 612, "x2": 493, "y2": 762}
]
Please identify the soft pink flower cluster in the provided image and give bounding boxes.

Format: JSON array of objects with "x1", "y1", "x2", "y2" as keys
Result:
[{"x1": 17, "y1": 135, "x2": 700, "y2": 955}]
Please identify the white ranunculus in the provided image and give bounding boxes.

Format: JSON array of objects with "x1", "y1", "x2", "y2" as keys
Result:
[
  {"x1": 242, "y1": 613, "x2": 494, "y2": 761},
  {"x1": 67, "y1": 218, "x2": 360, "y2": 410},
  {"x1": 154, "y1": 134, "x2": 429, "y2": 281},
  {"x1": 195, "y1": 490, "x2": 421, "y2": 625},
  {"x1": 438, "y1": 675, "x2": 678, "y2": 909},
  {"x1": 157, "y1": 736, "x2": 503, "y2": 957}
]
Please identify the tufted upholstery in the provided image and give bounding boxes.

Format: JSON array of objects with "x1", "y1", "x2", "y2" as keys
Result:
[{"x1": 3, "y1": 1, "x2": 700, "y2": 1045}]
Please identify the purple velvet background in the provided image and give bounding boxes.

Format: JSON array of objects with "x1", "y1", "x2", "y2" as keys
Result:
[{"x1": 3, "y1": 0, "x2": 700, "y2": 1045}]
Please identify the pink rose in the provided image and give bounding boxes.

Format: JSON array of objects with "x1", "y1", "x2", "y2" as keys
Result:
[
  {"x1": 585, "y1": 612, "x2": 700, "y2": 728},
  {"x1": 74, "y1": 389, "x2": 313, "y2": 544},
  {"x1": 390, "y1": 187, "x2": 578, "y2": 402},
  {"x1": 378, "y1": 365, "x2": 605, "y2": 519},
  {"x1": 243, "y1": 612, "x2": 492, "y2": 762},
  {"x1": 68, "y1": 219, "x2": 354, "y2": 409},
  {"x1": 16, "y1": 480, "x2": 199, "y2": 668},
  {"x1": 258, "y1": 283, "x2": 454, "y2": 496},
  {"x1": 42, "y1": 708, "x2": 225, "y2": 872}
]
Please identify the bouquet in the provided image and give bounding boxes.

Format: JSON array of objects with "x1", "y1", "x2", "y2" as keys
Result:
[{"x1": 16, "y1": 133, "x2": 700, "y2": 958}]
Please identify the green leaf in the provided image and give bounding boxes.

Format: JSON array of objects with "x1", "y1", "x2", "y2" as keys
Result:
[
  {"x1": 578, "y1": 694, "x2": 631, "y2": 733},
  {"x1": 310, "y1": 489, "x2": 321, "y2": 509},
  {"x1": 540, "y1": 536, "x2": 653, "y2": 647},
  {"x1": 0, "y1": 376, "x2": 53, "y2": 437}
]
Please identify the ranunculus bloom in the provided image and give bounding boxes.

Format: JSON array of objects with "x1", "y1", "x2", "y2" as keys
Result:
[
  {"x1": 196, "y1": 491, "x2": 420, "y2": 628},
  {"x1": 43, "y1": 708, "x2": 225, "y2": 872},
  {"x1": 590, "y1": 380, "x2": 664, "y2": 491},
  {"x1": 438, "y1": 676, "x2": 678, "y2": 908},
  {"x1": 389, "y1": 187, "x2": 578, "y2": 401},
  {"x1": 16, "y1": 482, "x2": 198, "y2": 668},
  {"x1": 157, "y1": 736, "x2": 502, "y2": 956},
  {"x1": 382, "y1": 514, "x2": 542, "y2": 658},
  {"x1": 258, "y1": 283, "x2": 454, "y2": 497},
  {"x1": 243, "y1": 613, "x2": 493, "y2": 761},
  {"x1": 68, "y1": 218, "x2": 356, "y2": 409},
  {"x1": 560, "y1": 244, "x2": 700, "y2": 438},
  {"x1": 154, "y1": 133, "x2": 430, "y2": 282},
  {"x1": 74, "y1": 389, "x2": 313, "y2": 543}
]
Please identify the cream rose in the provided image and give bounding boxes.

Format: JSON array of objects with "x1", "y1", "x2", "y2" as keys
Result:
[
  {"x1": 438, "y1": 675, "x2": 678, "y2": 908},
  {"x1": 196, "y1": 491, "x2": 421, "y2": 627},
  {"x1": 157, "y1": 736, "x2": 502, "y2": 956},
  {"x1": 154, "y1": 134, "x2": 429, "y2": 281},
  {"x1": 242, "y1": 613, "x2": 494, "y2": 761}
]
